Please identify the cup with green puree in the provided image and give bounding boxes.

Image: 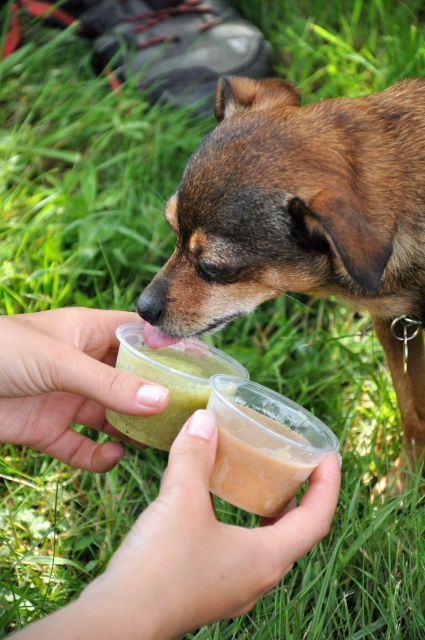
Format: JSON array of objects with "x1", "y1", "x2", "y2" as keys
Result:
[{"x1": 106, "y1": 323, "x2": 249, "y2": 450}]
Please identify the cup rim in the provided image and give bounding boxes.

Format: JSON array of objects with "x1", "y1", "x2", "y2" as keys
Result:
[
  {"x1": 116, "y1": 323, "x2": 249, "y2": 385},
  {"x1": 209, "y1": 374, "x2": 339, "y2": 453}
]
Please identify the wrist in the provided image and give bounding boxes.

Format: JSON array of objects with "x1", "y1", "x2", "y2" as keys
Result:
[
  {"x1": 77, "y1": 572, "x2": 168, "y2": 640},
  {"x1": 12, "y1": 576, "x2": 169, "y2": 640}
]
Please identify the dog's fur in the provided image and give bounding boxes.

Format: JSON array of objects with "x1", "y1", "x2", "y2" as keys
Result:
[{"x1": 138, "y1": 77, "x2": 425, "y2": 478}]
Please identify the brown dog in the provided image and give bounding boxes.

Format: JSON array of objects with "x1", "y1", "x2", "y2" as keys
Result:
[{"x1": 137, "y1": 77, "x2": 425, "y2": 483}]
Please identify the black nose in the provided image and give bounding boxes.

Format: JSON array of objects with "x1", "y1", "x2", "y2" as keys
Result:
[{"x1": 137, "y1": 287, "x2": 165, "y2": 325}]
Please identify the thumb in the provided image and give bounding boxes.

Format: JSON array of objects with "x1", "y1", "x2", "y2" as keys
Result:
[
  {"x1": 55, "y1": 344, "x2": 169, "y2": 415},
  {"x1": 161, "y1": 410, "x2": 218, "y2": 498}
]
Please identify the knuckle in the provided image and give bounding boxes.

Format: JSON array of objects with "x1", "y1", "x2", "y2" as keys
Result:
[
  {"x1": 306, "y1": 505, "x2": 332, "y2": 542},
  {"x1": 51, "y1": 344, "x2": 77, "y2": 391},
  {"x1": 239, "y1": 548, "x2": 283, "y2": 598},
  {"x1": 258, "y1": 561, "x2": 283, "y2": 594},
  {"x1": 172, "y1": 439, "x2": 212, "y2": 464},
  {"x1": 310, "y1": 507, "x2": 332, "y2": 541},
  {"x1": 104, "y1": 368, "x2": 131, "y2": 398},
  {"x1": 256, "y1": 533, "x2": 291, "y2": 588},
  {"x1": 316, "y1": 519, "x2": 331, "y2": 540},
  {"x1": 167, "y1": 483, "x2": 200, "y2": 511},
  {"x1": 233, "y1": 600, "x2": 257, "y2": 618}
]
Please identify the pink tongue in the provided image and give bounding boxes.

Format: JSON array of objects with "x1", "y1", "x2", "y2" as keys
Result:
[{"x1": 143, "y1": 323, "x2": 180, "y2": 349}]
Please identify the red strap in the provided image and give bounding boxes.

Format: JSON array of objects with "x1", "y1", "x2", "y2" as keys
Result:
[
  {"x1": 2, "y1": 0, "x2": 76, "y2": 59},
  {"x1": 2, "y1": 4, "x2": 21, "y2": 59},
  {"x1": 20, "y1": 1, "x2": 75, "y2": 26},
  {"x1": 105, "y1": 69, "x2": 122, "y2": 92}
]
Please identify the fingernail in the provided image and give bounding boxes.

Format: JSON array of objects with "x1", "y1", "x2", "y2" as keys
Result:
[
  {"x1": 338, "y1": 453, "x2": 342, "y2": 467},
  {"x1": 186, "y1": 410, "x2": 215, "y2": 440},
  {"x1": 137, "y1": 384, "x2": 168, "y2": 407}
]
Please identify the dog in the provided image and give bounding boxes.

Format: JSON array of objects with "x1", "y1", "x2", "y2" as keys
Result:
[{"x1": 137, "y1": 76, "x2": 425, "y2": 487}]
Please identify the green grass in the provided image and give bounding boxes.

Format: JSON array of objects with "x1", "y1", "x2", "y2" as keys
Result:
[{"x1": 1, "y1": 1, "x2": 424, "y2": 638}]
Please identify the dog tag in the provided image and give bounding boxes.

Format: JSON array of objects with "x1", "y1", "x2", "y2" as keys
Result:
[
  {"x1": 390, "y1": 316, "x2": 422, "y2": 375},
  {"x1": 403, "y1": 323, "x2": 409, "y2": 376}
]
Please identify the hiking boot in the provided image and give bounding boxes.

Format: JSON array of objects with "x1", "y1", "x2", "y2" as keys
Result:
[
  {"x1": 86, "y1": 0, "x2": 272, "y2": 113},
  {"x1": 2, "y1": 0, "x2": 272, "y2": 114}
]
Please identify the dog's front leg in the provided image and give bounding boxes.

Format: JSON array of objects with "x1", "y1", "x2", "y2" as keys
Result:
[{"x1": 372, "y1": 316, "x2": 425, "y2": 492}]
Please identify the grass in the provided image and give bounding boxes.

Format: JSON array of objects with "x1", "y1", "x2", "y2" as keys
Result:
[{"x1": 0, "y1": 1, "x2": 424, "y2": 638}]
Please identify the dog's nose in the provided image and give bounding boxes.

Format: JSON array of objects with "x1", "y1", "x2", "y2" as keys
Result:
[{"x1": 137, "y1": 288, "x2": 164, "y2": 325}]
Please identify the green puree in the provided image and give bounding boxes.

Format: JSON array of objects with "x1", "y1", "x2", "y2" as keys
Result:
[
  {"x1": 106, "y1": 344, "x2": 237, "y2": 451},
  {"x1": 142, "y1": 347, "x2": 231, "y2": 378}
]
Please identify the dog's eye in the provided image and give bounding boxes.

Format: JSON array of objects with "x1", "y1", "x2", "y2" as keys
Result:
[
  {"x1": 197, "y1": 260, "x2": 240, "y2": 282},
  {"x1": 199, "y1": 262, "x2": 222, "y2": 279}
]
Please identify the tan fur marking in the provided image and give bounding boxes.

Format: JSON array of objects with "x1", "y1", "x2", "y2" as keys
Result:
[
  {"x1": 188, "y1": 230, "x2": 208, "y2": 254},
  {"x1": 165, "y1": 193, "x2": 178, "y2": 232}
]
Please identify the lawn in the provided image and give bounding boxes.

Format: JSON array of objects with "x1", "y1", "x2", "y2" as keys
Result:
[{"x1": 0, "y1": 1, "x2": 424, "y2": 638}]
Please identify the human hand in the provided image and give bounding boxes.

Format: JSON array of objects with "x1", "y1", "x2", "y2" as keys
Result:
[
  {"x1": 75, "y1": 410, "x2": 341, "y2": 640},
  {"x1": 0, "y1": 308, "x2": 169, "y2": 472}
]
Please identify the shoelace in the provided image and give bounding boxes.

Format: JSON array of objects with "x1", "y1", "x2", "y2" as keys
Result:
[
  {"x1": 1, "y1": 0, "x2": 221, "y2": 58},
  {"x1": 123, "y1": 0, "x2": 221, "y2": 50}
]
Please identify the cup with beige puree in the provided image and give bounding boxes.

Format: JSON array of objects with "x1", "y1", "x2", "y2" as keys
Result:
[
  {"x1": 208, "y1": 375, "x2": 339, "y2": 517},
  {"x1": 106, "y1": 323, "x2": 249, "y2": 451}
]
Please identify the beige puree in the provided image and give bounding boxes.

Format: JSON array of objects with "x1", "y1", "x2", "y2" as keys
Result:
[{"x1": 210, "y1": 403, "x2": 316, "y2": 517}]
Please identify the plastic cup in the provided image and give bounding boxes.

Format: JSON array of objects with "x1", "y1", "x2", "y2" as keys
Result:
[
  {"x1": 208, "y1": 375, "x2": 339, "y2": 517},
  {"x1": 106, "y1": 324, "x2": 249, "y2": 451}
]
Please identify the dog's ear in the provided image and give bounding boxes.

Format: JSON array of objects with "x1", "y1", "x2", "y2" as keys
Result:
[
  {"x1": 164, "y1": 192, "x2": 178, "y2": 233},
  {"x1": 214, "y1": 76, "x2": 300, "y2": 121},
  {"x1": 289, "y1": 190, "x2": 393, "y2": 292}
]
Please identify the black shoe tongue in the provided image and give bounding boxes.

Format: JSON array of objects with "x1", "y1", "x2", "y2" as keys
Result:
[
  {"x1": 59, "y1": 0, "x2": 103, "y2": 17},
  {"x1": 78, "y1": 0, "x2": 154, "y2": 38},
  {"x1": 145, "y1": 0, "x2": 184, "y2": 8}
]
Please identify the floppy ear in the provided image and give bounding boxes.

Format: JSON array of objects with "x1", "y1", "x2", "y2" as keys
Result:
[
  {"x1": 214, "y1": 76, "x2": 300, "y2": 121},
  {"x1": 289, "y1": 190, "x2": 393, "y2": 292}
]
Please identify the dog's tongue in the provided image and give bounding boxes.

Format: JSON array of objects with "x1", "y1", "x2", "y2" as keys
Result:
[{"x1": 143, "y1": 323, "x2": 180, "y2": 349}]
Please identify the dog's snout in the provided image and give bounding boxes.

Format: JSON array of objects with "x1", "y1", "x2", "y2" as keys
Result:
[{"x1": 137, "y1": 287, "x2": 165, "y2": 325}]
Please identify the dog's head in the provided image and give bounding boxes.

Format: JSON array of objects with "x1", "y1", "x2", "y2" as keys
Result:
[{"x1": 137, "y1": 77, "x2": 393, "y2": 337}]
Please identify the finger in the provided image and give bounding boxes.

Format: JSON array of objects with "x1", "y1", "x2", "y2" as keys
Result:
[
  {"x1": 55, "y1": 345, "x2": 170, "y2": 415},
  {"x1": 17, "y1": 308, "x2": 140, "y2": 352},
  {"x1": 160, "y1": 410, "x2": 218, "y2": 501},
  {"x1": 71, "y1": 398, "x2": 147, "y2": 448},
  {"x1": 81, "y1": 310, "x2": 142, "y2": 352},
  {"x1": 41, "y1": 428, "x2": 125, "y2": 472},
  {"x1": 259, "y1": 498, "x2": 297, "y2": 527},
  {"x1": 255, "y1": 453, "x2": 341, "y2": 565}
]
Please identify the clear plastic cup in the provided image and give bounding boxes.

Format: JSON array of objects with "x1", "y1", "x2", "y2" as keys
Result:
[
  {"x1": 208, "y1": 375, "x2": 339, "y2": 517},
  {"x1": 106, "y1": 324, "x2": 249, "y2": 451}
]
